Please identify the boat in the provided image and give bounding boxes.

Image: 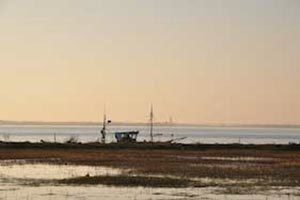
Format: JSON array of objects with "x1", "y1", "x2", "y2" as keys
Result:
[
  {"x1": 100, "y1": 112, "x2": 139, "y2": 143},
  {"x1": 99, "y1": 105, "x2": 181, "y2": 143},
  {"x1": 115, "y1": 131, "x2": 139, "y2": 143}
]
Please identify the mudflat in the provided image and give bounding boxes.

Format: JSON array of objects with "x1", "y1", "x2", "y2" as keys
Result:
[{"x1": 0, "y1": 142, "x2": 299, "y2": 187}]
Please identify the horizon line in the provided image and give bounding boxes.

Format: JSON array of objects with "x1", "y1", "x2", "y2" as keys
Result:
[{"x1": 0, "y1": 120, "x2": 300, "y2": 128}]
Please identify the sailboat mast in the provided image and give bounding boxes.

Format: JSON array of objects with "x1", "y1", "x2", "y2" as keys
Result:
[
  {"x1": 103, "y1": 113, "x2": 106, "y2": 130},
  {"x1": 150, "y1": 105, "x2": 154, "y2": 142},
  {"x1": 101, "y1": 112, "x2": 107, "y2": 143}
]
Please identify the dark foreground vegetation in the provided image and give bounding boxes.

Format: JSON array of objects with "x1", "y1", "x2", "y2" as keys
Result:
[
  {"x1": 0, "y1": 142, "x2": 300, "y2": 189},
  {"x1": 58, "y1": 175, "x2": 196, "y2": 188}
]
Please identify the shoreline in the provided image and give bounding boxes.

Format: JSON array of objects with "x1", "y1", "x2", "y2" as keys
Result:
[{"x1": 0, "y1": 141, "x2": 299, "y2": 151}]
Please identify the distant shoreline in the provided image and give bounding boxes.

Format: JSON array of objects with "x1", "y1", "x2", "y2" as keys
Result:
[{"x1": 0, "y1": 120, "x2": 300, "y2": 129}]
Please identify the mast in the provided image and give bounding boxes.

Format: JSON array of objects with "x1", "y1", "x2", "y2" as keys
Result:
[
  {"x1": 100, "y1": 105, "x2": 111, "y2": 143},
  {"x1": 150, "y1": 104, "x2": 154, "y2": 142},
  {"x1": 101, "y1": 113, "x2": 107, "y2": 143}
]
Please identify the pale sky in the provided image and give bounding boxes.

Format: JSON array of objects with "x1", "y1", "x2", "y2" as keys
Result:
[{"x1": 0, "y1": 0, "x2": 299, "y2": 124}]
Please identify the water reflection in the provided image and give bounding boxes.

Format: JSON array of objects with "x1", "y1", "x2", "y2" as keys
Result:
[
  {"x1": 1, "y1": 184, "x2": 299, "y2": 200},
  {"x1": 0, "y1": 163, "x2": 121, "y2": 180},
  {"x1": 0, "y1": 161, "x2": 299, "y2": 200}
]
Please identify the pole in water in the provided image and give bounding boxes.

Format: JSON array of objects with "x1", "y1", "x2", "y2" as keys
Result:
[{"x1": 150, "y1": 104, "x2": 154, "y2": 142}]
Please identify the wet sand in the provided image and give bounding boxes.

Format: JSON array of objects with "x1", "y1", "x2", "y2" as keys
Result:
[{"x1": 0, "y1": 142, "x2": 299, "y2": 199}]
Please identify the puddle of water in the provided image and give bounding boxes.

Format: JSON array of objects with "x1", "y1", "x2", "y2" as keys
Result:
[
  {"x1": 200, "y1": 156, "x2": 277, "y2": 162},
  {"x1": 0, "y1": 185, "x2": 299, "y2": 200},
  {"x1": 0, "y1": 163, "x2": 121, "y2": 180},
  {"x1": 0, "y1": 160, "x2": 299, "y2": 200},
  {"x1": 176, "y1": 155, "x2": 277, "y2": 162},
  {"x1": 0, "y1": 185, "x2": 204, "y2": 200}
]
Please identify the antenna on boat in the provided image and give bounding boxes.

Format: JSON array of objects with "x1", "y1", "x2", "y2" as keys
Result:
[{"x1": 150, "y1": 104, "x2": 154, "y2": 142}]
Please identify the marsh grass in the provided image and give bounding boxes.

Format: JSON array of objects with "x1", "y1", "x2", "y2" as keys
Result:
[{"x1": 64, "y1": 135, "x2": 79, "y2": 144}]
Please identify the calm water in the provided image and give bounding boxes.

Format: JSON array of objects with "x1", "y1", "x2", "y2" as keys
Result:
[{"x1": 0, "y1": 124, "x2": 299, "y2": 144}]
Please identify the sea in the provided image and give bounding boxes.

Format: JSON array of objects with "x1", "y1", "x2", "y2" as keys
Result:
[{"x1": 0, "y1": 124, "x2": 299, "y2": 144}]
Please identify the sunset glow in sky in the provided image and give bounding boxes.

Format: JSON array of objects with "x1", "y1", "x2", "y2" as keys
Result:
[{"x1": 0, "y1": 0, "x2": 299, "y2": 124}]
